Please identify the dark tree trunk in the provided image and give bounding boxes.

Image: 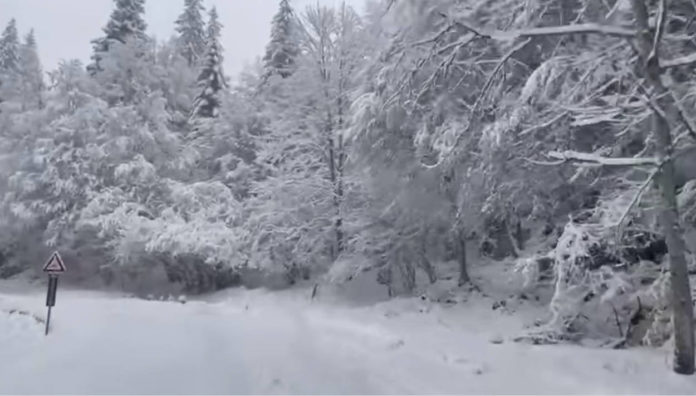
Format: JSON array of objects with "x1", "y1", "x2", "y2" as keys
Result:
[{"x1": 632, "y1": 0, "x2": 694, "y2": 375}]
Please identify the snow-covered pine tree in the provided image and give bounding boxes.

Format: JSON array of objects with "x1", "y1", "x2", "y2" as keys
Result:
[
  {"x1": 88, "y1": 0, "x2": 147, "y2": 75},
  {"x1": 263, "y1": 0, "x2": 300, "y2": 79},
  {"x1": 175, "y1": 0, "x2": 207, "y2": 67},
  {"x1": 0, "y1": 18, "x2": 20, "y2": 112},
  {"x1": 0, "y1": 19, "x2": 19, "y2": 72},
  {"x1": 18, "y1": 29, "x2": 44, "y2": 110},
  {"x1": 191, "y1": 6, "x2": 227, "y2": 119}
]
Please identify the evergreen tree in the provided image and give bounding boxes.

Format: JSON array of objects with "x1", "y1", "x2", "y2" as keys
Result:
[
  {"x1": 175, "y1": 0, "x2": 207, "y2": 67},
  {"x1": 18, "y1": 29, "x2": 44, "y2": 109},
  {"x1": 0, "y1": 18, "x2": 20, "y2": 110},
  {"x1": 262, "y1": 0, "x2": 299, "y2": 79},
  {"x1": 191, "y1": 7, "x2": 227, "y2": 119},
  {"x1": 0, "y1": 19, "x2": 19, "y2": 72},
  {"x1": 88, "y1": 0, "x2": 147, "y2": 74}
]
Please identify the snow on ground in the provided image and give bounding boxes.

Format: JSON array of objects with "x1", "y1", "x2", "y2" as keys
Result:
[{"x1": 1, "y1": 273, "x2": 696, "y2": 395}]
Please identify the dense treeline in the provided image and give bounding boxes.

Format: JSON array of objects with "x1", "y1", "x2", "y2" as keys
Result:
[{"x1": 1, "y1": 0, "x2": 695, "y2": 374}]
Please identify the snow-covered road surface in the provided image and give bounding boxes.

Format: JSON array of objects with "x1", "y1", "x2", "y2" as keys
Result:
[{"x1": 1, "y1": 287, "x2": 695, "y2": 394}]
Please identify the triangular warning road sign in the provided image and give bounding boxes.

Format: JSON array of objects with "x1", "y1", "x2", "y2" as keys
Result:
[{"x1": 43, "y1": 251, "x2": 67, "y2": 273}]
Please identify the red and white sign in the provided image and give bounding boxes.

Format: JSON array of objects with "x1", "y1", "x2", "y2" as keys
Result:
[{"x1": 42, "y1": 251, "x2": 67, "y2": 273}]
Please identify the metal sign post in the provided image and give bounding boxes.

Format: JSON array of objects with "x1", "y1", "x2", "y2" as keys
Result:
[{"x1": 42, "y1": 251, "x2": 67, "y2": 336}]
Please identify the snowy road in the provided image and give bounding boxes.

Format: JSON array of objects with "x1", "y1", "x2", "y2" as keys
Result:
[{"x1": 1, "y1": 287, "x2": 695, "y2": 394}]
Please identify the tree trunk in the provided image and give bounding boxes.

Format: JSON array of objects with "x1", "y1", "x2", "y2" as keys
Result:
[
  {"x1": 632, "y1": 0, "x2": 694, "y2": 374},
  {"x1": 416, "y1": 231, "x2": 437, "y2": 284},
  {"x1": 321, "y1": 27, "x2": 345, "y2": 261},
  {"x1": 457, "y1": 229, "x2": 470, "y2": 286},
  {"x1": 334, "y1": 55, "x2": 346, "y2": 257},
  {"x1": 505, "y1": 219, "x2": 522, "y2": 258},
  {"x1": 444, "y1": 167, "x2": 470, "y2": 286},
  {"x1": 327, "y1": 128, "x2": 341, "y2": 260},
  {"x1": 654, "y1": 114, "x2": 695, "y2": 375}
]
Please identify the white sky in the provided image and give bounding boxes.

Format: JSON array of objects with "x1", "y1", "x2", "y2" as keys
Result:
[{"x1": 1, "y1": 0, "x2": 365, "y2": 80}]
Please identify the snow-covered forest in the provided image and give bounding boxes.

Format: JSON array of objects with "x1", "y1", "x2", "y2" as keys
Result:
[{"x1": 2, "y1": 0, "x2": 696, "y2": 383}]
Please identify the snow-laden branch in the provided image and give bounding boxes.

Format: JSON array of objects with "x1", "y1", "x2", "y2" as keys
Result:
[
  {"x1": 499, "y1": 24, "x2": 637, "y2": 40},
  {"x1": 547, "y1": 150, "x2": 660, "y2": 166},
  {"x1": 446, "y1": 17, "x2": 637, "y2": 41},
  {"x1": 661, "y1": 52, "x2": 696, "y2": 69}
]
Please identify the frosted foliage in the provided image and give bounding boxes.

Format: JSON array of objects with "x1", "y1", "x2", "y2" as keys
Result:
[
  {"x1": 347, "y1": 93, "x2": 379, "y2": 142},
  {"x1": 519, "y1": 58, "x2": 569, "y2": 105},
  {"x1": 82, "y1": 180, "x2": 242, "y2": 266},
  {"x1": 0, "y1": 25, "x2": 247, "y2": 278},
  {"x1": 418, "y1": 119, "x2": 469, "y2": 166},
  {"x1": 114, "y1": 155, "x2": 157, "y2": 184}
]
